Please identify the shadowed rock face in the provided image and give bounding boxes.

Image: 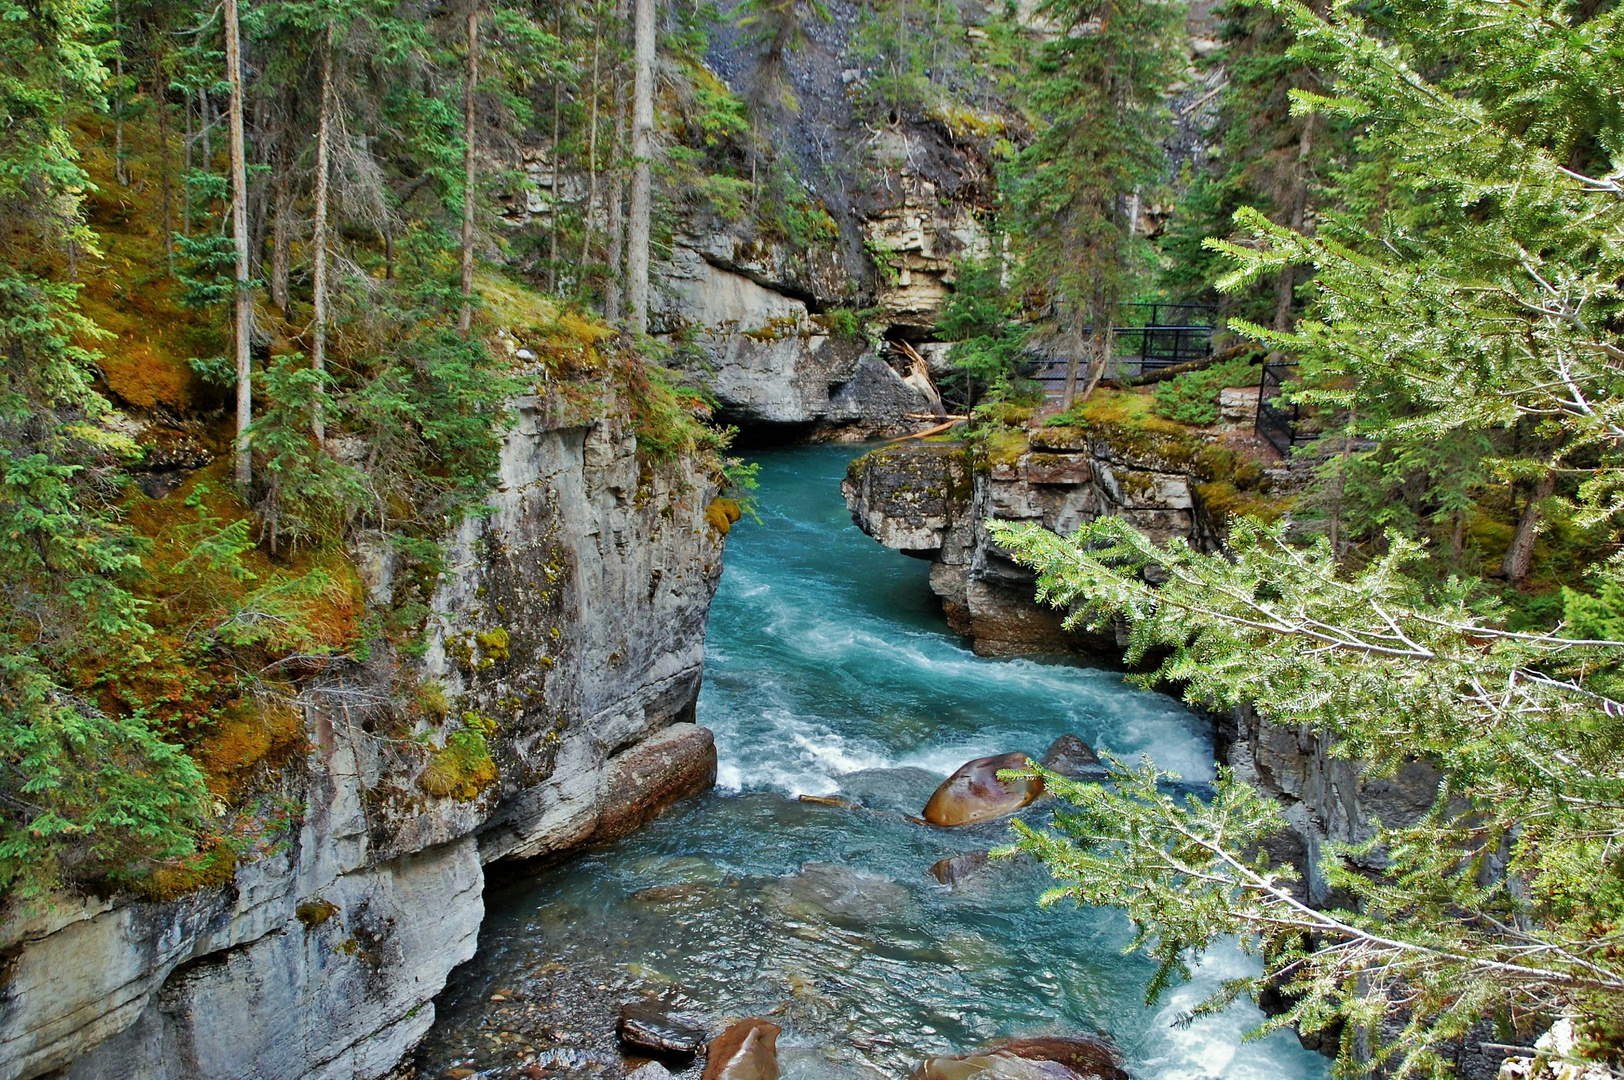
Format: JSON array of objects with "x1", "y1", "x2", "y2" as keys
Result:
[
  {"x1": 923, "y1": 753, "x2": 1043, "y2": 826},
  {"x1": 702, "y1": 1019, "x2": 782, "y2": 1080}
]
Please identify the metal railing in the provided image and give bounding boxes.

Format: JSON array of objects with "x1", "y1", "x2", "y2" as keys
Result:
[{"x1": 1255, "y1": 361, "x2": 1318, "y2": 455}]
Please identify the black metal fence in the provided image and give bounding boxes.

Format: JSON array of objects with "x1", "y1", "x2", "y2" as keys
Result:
[
  {"x1": 1024, "y1": 303, "x2": 1219, "y2": 391},
  {"x1": 1255, "y1": 361, "x2": 1318, "y2": 455}
]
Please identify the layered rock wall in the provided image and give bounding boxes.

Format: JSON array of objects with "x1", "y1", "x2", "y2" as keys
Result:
[
  {"x1": 843, "y1": 425, "x2": 1222, "y2": 656},
  {"x1": 0, "y1": 402, "x2": 726, "y2": 1080}
]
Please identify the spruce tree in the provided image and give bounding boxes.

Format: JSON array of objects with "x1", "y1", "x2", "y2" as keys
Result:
[
  {"x1": 992, "y1": 0, "x2": 1624, "y2": 1068},
  {"x1": 1005, "y1": 0, "x2": 1186, "y2": 406}
]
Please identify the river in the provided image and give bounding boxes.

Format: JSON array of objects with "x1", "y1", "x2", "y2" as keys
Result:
[{"x1": 412, "y1": 444, "x2": 1330, "y2": 1080}]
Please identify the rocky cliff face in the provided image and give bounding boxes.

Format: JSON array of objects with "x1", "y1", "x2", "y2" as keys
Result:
[
  {"x1": 654, "y1": 229, "x2": 934, "y2": 437},
  {"x1": 0, "y1": 402, "x2": 725, "y2": 1080},
  {"x1": 842, "y1": 421, "x2": 1229, "y2": 656}
]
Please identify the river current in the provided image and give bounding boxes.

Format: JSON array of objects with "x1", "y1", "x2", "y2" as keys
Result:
[{"x1": 414, "y1": 444, "x2": 1329, "y2": 1080}]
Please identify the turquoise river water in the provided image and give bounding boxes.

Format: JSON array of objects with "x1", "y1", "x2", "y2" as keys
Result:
[{"x1": 413, "y1": 444, "x2": 1330, "y2": 1080}]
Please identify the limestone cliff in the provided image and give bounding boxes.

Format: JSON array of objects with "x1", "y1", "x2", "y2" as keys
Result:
[
  {"x1": 842, "y1": 417, "x2": 1236, "y2": 656},
  {"x1": 0, "y1": 403, "x2": 725, "y2": 1080}
]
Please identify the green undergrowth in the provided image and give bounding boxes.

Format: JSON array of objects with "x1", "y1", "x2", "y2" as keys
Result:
[{"x1": 0, "y1": 101, "x2": 731, "y2": 907}]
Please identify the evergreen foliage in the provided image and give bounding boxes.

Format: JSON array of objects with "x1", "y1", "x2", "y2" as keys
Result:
[{"x1": 992, "y1": 0, "x2": 1624, "y2": 1067}]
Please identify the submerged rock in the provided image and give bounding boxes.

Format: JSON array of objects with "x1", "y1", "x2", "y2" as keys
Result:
[
  {"x1": 617, "y1": 1000, "x2": 708, "y2": 1057},
  {"x1": 928, "y1": 849, "x2": 993, "y2": 888},
  {"x1": 1039, "y1": 735, "x2": 1110, "y2": 781},
  {"x1": 913, "y1": 1036, "x2": 1128, "y2": 1080},
  {"x1": 702, "y1": 1018, "x2": 782, "y2": 1080},
  {"x1": 764, "y1": 862, "x2": 913, "y2": 923},
  {"x1": 626, "y1": 1063, "x2": 676, "y2": 1080},
  {"x1": 922, "y1": 753, "x2": 1043, "y2": 826}
]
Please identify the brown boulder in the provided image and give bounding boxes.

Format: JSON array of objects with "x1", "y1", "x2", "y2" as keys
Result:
[
  {"x1": 998, "y1": 1038, "x2": 1128, "y2": 1080},
  {"x1": 928, "y1": 850, "x2": 992, "y2": 888},
  {"x1": 590, "y1": 723, "x2": 717, "y2": 843},
  {"x1": 913, "y1": 1036, "x2": 1127, "y2": 1080},
  {"x1": 702, "y1": 1019, "x2": 781, "y2": 1080},
  {"x1": 922, "y1": 753, "x2": 1042, "y2": 826}
]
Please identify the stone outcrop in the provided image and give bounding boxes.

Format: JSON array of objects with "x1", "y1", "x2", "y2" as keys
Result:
[
  {"x1": 843, "y1": 425, "x2": 1229, "y2": 656},
  {"x1": 657, "y1": 232, "x2": 933, "y2": 437},
  {"x1": 1220, "y1": 704, "x2": 1440, "y2": 907},
  {"x1": 0, "y1": 401, "x2": 727, "y2": 1080}
]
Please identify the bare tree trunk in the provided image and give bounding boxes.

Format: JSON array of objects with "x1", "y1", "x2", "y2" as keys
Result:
[
  {"x1": 226, "y1": 0, "x2": 253, "y2": 488},
  {"x1": 458, "y1": 1, "x2": 480, "y2": 336},
  {"x1": 1273, "y1": 117, "x2": 1314, "y2": 333},
  {"x1": 157, "y1": 65, "x2": 175, "y2": 275},
  {"x1": 1327, "y1": 406, "x2": 1356, "y2": 557},
  {"x1": 1078, "y1": 322, "x2": 1112, "y2": 405},
  {"x1": 1502, "y1": 470, "x2": 1556, "y2": 586},
  {"x1": 201, "y1": 87, "x2": 212, "y2": 168},
  {"x1": 310, "y1": 29, "x2": 334, "y2": 444},
  {"x1": 1060, "y1": 341, "x2": 1080, "y2": 411},
  {"x1": 578, "y1": 14, "x2": 603, "y2": 279},
  {"x1": 547, "y1": 12, "x2": 564, "y2": 293},
  {"x1": 604, "y1": 72, "x2": 628, "y2": 324},
  {"x1": 113, "y1": 0, "x2": 127, "y2": 185},
  {"x1": 182, "y1": 92, "x2": 193, "y2": 237},
  {"x1": 626, "y1": 0, "x2": 655, "y2": 336},
  {"x1": 270, "y1": 158, "x2": 292, "y2": 312}
]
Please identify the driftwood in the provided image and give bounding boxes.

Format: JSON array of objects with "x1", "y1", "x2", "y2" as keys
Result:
[
  {"x1": 889, "y1": 416, "x2": 968, "y2": 441},
  {"x1": 796, "y1": 794, "x2": 931, "y2": 828},
  {"x1": 1120, "y1": 344, "x2": 1257, "y2": 387}
]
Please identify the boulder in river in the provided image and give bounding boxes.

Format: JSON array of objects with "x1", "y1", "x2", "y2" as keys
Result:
[
  {"x1": 618, "y1": 1000, "x2": 708, "y2": 1057},
  {"x1": 913, "y1": 1036, "x2": 1128, "y2": 1080},
  {"x1": 764, "y1": 862, "x2": 913, "y2": 923},
  {"x1": 702, "y1": 1018, "x2": 782, "y2": 1080},
  {"x1": 1039, "y1": 736, "x2": 1110, "y2": 781},
  {"x1": 922, "y1": 753, "x2": 1043, "y2": 826},
  {"x1": 928, "y1": 849, "x2": 993, "y2": 889}
]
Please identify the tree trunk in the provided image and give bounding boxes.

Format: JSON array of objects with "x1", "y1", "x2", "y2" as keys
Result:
[
  {"x1": 547, "y1": 13, "x2": 564, "y2": 293},
  {"x1": 1078, "y1": 322, "x2": 1112, "y2": 405},
  {"x1": 182, "y1": 92, "x2": 193, "y2": 237},
  {"x1": 626, "y1": 0, "x2": 655, "y2": 336},
  {"x1": 201, "y1": 87, "x2": 212, "y2": 169},
  {"x1": 1060, "y1": 336, "x2": 1080, "y2": 411},
  {"x1": 1502, "y1": 470, "x2": 1556, "y2": 586},
  {"x1": 113, "y1": 0, "x2": 127, "y2": 185},
  {"x1": 1273, "y1": 116, "x2": 1314, "y2": 333},
  {"x1": 604, "y1": 72, "x2": 628, "y2": 324},
  {"x1": 310, "y1": 29, "x2": 334, "y2": 444},
  {"x1": 157, "y1": 65, "x2": 174, "y2": 275},
  {"x1": 458, "y1": 1, "x2": 480, "y2": 336},
  {"x1": 579, "y1": 16, "x2": 603, "y2": 278},
  {"x1": 270, "y1": 157, "x2": 292, "y2": 312},
  {"x1": 226, "y1": 0, "x2": 253, "y2": 488}
]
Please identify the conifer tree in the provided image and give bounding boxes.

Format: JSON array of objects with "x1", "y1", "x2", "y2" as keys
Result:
[
  {"x1": 1005, "y1": 0, "x2": 1186, "y2": 407},
  {"x1": 993, "y1": 0, "x2": 1624, "y2": 1068}
]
